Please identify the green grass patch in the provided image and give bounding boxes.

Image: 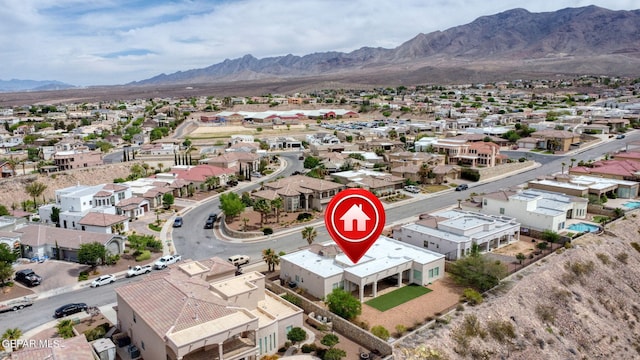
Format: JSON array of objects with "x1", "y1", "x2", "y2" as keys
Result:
[
  {"x1": 365, "y1": 284, "x2": 431, "y2": 312},
  {"x1": 148, "y1": 223, "x2": 162, "y2": 232}
]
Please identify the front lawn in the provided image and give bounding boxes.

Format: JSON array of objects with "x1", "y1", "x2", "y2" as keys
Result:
[{"x1": 365, "y1": 284, "x2": 432, "y2": 312}]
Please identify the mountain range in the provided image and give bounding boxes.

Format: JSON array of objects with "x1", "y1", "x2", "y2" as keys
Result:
[
  {"x1": 0, "y1": 79, "x2": 75, "y2": 93},
  {"x1": 132, "y1": 5, "x2": 640, "y2": 87}
]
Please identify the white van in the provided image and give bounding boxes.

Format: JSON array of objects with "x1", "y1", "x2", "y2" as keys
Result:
[{"x1": 228, "y1": 255, "x2": 250, "y2": 266}]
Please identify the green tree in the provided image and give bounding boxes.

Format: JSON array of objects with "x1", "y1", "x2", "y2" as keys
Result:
[
  {"x1": 0, "y1": 243, "x2": 18, "y2": 263},
  {"x1": 50, "y1": 206, "x2": 61, "y2": 226},
  {"x1": 77, "y1": 242, "x2": 107, "y2": 268},
  {"x1": 321, "y1": 333, "x2": 340, "y2": 348},
  {"x1": 303, "y1": 156, "x2": 321, "y2": 169},
  {"x1": 325, "y1": 288, "x2": 361, "y2": 320},
  {"x1": 271, "y1": 197, "x2": 283, "y2": 223},
  {"x1": 287, "y1": 327, "x2": 306, "y2": 345},
  {"x1": 219, "y1": 192, "x2": 245, "y2": 219},
  {"x1": 182, "y1": 137, "x2": 192, "y2": 148},
  {"x1": 1, "y1": 328, "x2": 23, "y2": 351},
  {"x1": 537, "y1": 242, "x2": 549, "y2": 252},
  {"x1": 162, "y1": 193, "x2": 174, "y2": 209},
  {"x1": 56, "y1": 319, "x2": 75, "y2": 339},
  {"x1": 448, "y1": 243, "x2": 508, "y2": 292},
  {"x1": 204, "y1": 176, "x2": 220, "y2": 190},
  {"x1": 302, "y1": 226, "x2": 317, "y2": 245},
  {"x1": 0, "y1": 261, "x2": 14, "y2": 286},
  {"x1": 541, "y1": 229, "x2": 560, "y2": 243},
  {"x1": 25, "y1": 181, "x2": 47, "y2": 207},
  {"x1": 516, "y1": 253, "x2": 526, "y2": 265},
  {"x1": 0, "y1": 204, "x2": 9, "y2": 216},
  {"x1": 324, "y1": 348, "x2": 347, "y2": 360},
  {"x1": 254, "y1": 199, "x2": 272, "y2": 226},
  {"x1": 371, "y1": 325, "x2": 390, "y2": 340},
  {"x1": 262, "y1": 248, "x2": 280, "y2": 272}
]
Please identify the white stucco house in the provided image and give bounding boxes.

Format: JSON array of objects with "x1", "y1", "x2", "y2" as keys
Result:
[
  {"x1": 279, "y1": 236, "x2": 445, "y2": 302},
  {"x1": 393, "y1": 209, "x2": 521, "y2": 260},
  {"x1": 462, "y1": 189, "x2": 588, "y2": 233}
]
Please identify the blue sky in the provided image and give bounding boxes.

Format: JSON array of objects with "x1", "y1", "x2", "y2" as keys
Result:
[{"x1": 1, "y1": 0, "x2": 636, "y2": 86}]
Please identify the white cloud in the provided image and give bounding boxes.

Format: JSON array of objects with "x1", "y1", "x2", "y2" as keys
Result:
[{"x1": 0, "y1": 0, "x2": 636, "y2": 86}]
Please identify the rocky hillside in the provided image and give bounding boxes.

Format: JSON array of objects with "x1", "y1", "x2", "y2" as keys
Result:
[
  {"x1": 396, "y1": 212, "x2": 640, "y2": 359},
  {"x1": 133, "y1": 6, "x2": 640, "y2": 86},
  {"x1": 0, "y1": 163, "x2": 135, "y2": 209}
]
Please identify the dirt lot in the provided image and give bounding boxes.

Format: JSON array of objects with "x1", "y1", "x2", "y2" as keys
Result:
[{"x1": 491, "y1": 236, "x2": 539, "y2": 257}]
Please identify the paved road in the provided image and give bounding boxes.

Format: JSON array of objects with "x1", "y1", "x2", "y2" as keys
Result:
[{"x1": 3, "y1": 131, "x2": 637, "y2": 335}]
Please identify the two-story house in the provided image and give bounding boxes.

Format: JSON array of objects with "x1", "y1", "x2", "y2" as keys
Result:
[{"x1": 252, "y1": 175, "x2": 345, "y2": 212}]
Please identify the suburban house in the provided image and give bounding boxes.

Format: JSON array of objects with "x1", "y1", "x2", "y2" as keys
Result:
[
  {"x1": 516, "y1": 129, "x2": 581, "y2": 152},
  {"x1": 331, "y1": 169, "x2": 405, "y2": 195},
  {"x1": 569, "y1": 159, "x2": 640, "y2": 181},
  {"x1": 528, "y1": 175, "x2": 639, "y2": 199},
  {"x1": 202, "y1": 152, "x2": 261, "y2": 173},
  {"x1": 265, "y1": 137, "x2": 303, "y2": 150},
  {"x1": 38, "y1": 184, "x2": 134, "y2": 233},
  {"x1": 252, "y1": 175, "x2": 345, "y2": 212},
  {"x1": 393, "y1": 209, "x2": 521, "y2": 260},
  {"x1": 15, "y1": 224, "x2": 126, "y2": 261},
  {"x1": 162, "y1": 164, "x2": 236, "y2": 189},
  {"x1": 280, "y1": 236, "x2": 445, "y2": 302},
  {"x1": 53, "y1": 148, "x2": 103, "y2": 171},
  {"x1": 115, "y1": 259, "x2": 303, "y2": 360},
  {"x1": 462, "y1": 189, "x2": 588, "y2": 233}
]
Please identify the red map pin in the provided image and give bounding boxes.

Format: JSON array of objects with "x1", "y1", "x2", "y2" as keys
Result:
[{"x1": 325, "y1": 188, "x2": 386, "y2": 263}]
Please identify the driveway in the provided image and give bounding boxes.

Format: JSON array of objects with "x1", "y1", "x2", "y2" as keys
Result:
[{"x1": 13, "y1": 260, "x2": 85, "y2": 294}]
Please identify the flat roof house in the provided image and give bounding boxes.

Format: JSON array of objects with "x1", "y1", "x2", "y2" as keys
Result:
[
  {"x1": 393, "y1": 209, "x2": 521, "y2": 260},
  {"x1": 116, "y1": 259, "x2": 303, "y2": 360},
  {"x1": 280, "y1": 236, "x2": 445, "y2": 302}
]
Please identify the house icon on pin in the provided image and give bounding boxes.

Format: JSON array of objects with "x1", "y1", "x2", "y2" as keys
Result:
[{"x1": 340, "y1": 203, "x2": 370, "y2": 232}]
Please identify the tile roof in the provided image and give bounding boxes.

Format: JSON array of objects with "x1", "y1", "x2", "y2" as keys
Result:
[
  {"x1": 116, "y1": 269, "x2": 236, "y2": 338},
  {"x1": 102, "y1": 183, "x2": 128, "y2": 191},
  {"x1": 116, "y1": 196, "x2": 146, "y2": 207},
  {"x1": 9, "y1": 335, "x2": 94, "y2": 360},
  {"x1": 78, "y1": 212, "x2": 128, "y2": 227},
  {"x1": 570, "y1": 159, "x2": 640, "y2": 177},
  {"x1": 265, "y1": 175, "x2": 344, "y2": 194},
  {"x1": 168, "y1": 165, "x2": 235, "y2": 182},
  {"x1": 15, "y1": 225, "x2": 118, "y2": 248},
  {"x1": 93, "y1": 190, "x2": 112, "y2": 197}
]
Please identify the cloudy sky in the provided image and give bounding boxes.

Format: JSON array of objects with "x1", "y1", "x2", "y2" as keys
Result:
[{"x1": 1, "y1": 0, "x2": 636, "y2": 86}]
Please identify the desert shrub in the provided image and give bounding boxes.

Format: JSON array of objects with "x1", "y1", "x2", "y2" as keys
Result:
[
  {"x1": 263, "y1": 227, "x2": 273, "y2": 235},
  {"x1": 615, "y1": 252, "x2": 629, "y2": 264},
  {"x1": 357, "y1": 320, "x2": 369, "y2": 330},
  {"x1": 631, "y1": 242, "x2": 640, "y2": 253},
  {"x1": 562, "y1": 260, "x2": 595, "y2": 284},
  {"x1": 146, "y1": 239, "x2": 163, "y2": 251},
  {"x1": 281, "y1": 293, "x2": 301, "y2": 307},
  {"x1": 84, "y1": 323, "x2": 109, "y2": 341},
  {"x1": 105, "y1": 254, "x2": 120, "y2": 265},
  {"x1": 301, "y1": 343, "x2": 316, "y2": 353},
  {"x1": 135, "y1": 250, "x2": 151, "y2": 262},
  {"x1": 371, "y1": 325, "x2": 390, "y2": 340},
  {"x1": 462, "y1": 288, "x2": 483, "y2": 306},
  {"x1": 486, "y1": 319, "x2": 516, "y2": 343},
  {"x1": 395, "y1": 324, "x2": 407, "y2": 336},
  {"x1": 297, "y1": 213, "x2": 313, "y2": 221},
  {"x1": 460, "y1": 168, "x2": 480, "y2": 181},
  {"x1": 595, "y1": 253, "x2": 611, "y2": 265},
  {"x1": 535, "y1": 304, "x2": 557, "y2": 324},
  {"x1": 78, "y1": 271, "x2": 89, "y2": 281}
]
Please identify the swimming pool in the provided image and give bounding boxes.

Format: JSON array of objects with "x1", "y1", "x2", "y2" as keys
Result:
[
  {"x1": 567, "y1": 223, "x2": 600, "y2": 233},
  {"x1": 622, "y1": 201, "x2": 640, "y2": 210}
]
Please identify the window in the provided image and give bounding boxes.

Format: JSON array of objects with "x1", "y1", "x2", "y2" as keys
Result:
[
  {"x1": 433, "y1": 267, "x2": 439, "y2": 277},
  {"x1": 483, "y1": 199, "x2": 487, "y2": 206},
  {"x1": 499, "y1": 207, "x2": 505, "y2": 214},
  {"x1": 295, "y1": 275, "x2": 299, "y2": 282},
  {"x1": 423, "y1": 240, "x2": 428, "y2": 248},
  {"x1": 286, "y1": 325, "x2": 293, "y2": 334},
  {"x1": 259, "y1": 338, "x2": 262, "y2": 354}
]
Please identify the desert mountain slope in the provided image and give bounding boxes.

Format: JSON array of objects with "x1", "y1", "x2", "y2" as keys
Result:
[{"x1": 397, "y1": 212, "x2": 640, "y2": 359}]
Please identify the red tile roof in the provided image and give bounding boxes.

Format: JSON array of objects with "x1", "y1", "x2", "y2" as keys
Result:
[
  {"x1": 15, "y1": 225, "x2": 119, "y2": 248},
  {"x1": 9, "y1": 335, "x2": 94, "y2": 360},
  {"x1": 78, "y1": 212, "x2": 128, "y2": 227},
  {"x1": 169, "y1": 165, "x2": 235, "y2": 182}
]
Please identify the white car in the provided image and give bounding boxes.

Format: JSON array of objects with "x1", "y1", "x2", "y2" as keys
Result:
[
  {"x1": 90, "y1": 274, "x2": 116, "y2": 288},
  {"x1": 404, "y1": 185, "x2": 420, "y2": 194}
]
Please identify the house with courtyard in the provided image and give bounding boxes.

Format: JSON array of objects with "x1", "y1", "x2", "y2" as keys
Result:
[
  {"x1": 331, "y1": 169, "x2": 405, "y2": 195},
  {"x1": 462, "y1": 189, "x2": 588, "y2": 233},
  {"x1": 279, "y1": 236, "x2": 445, "y2": 302},
  {"x1": 15, "y1": 224, "x2": 126, "y2": 261},
  {"x1": 528, "y1": 175, "x2": 639, "y2": 199},
  {"x1": 516, "y1": 129, "x2": 581, "y2": 153},
  {"x1": 253, "y1": 175, "x2": 345, "y2": 212},
  {"x1": 116, "y1": 259, "x2": 303, "y2": 360},
  {"x1": 392, "y1": 209, "x2": 521, "y2": 260}
]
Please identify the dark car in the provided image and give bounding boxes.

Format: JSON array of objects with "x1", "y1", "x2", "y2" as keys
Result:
[
  {"x1": 54, "y1": 303, "x2": 88, "y2": 318},
  {"x1": 455, "y1": 184, "x2": 469, "y2": 191},
  {"x1": 173, "y1": 217, "x2": 183, "y2": 228},
  {"x1": 14, "y1": 269, "x2": 42, "y2": 287},
  {"x1": 204, "y1": 213, "x2": 217, "y2": 229}
]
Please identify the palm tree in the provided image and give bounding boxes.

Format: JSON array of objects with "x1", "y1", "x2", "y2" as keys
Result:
[
  {"x1": 570, "y1": 158, "x2": 576, "y2": 168},
  {"x1": 1, "y1": 327, "x2": 22, "y2": 351},
  {"x1": 56, "y1": 319, "x2": 74, "y2": 339},
  {"x1": 271, "y1": 197, "x2": 283, "y2": 223},
  {"x1": 417, "y1": 163, "x2": 432, "y2": 184},
  {"x1": 242, "y1": 217, "x2": 249, "y2": 232},
  {"x1": 25, "y1": 181, "x2": 47, "y2": 208},
  {"x1": 130, "y1": 163, "x2": 145, "y2": 179},
  {"x1": 254, "y1": 199, "x2": 272, "y2": 226},
  {"x1": 302, "y1": 226, "x2": 317, "y2": 245},
  {"x1": 561, "y1": 162, "x2": 566, "y2": 174},
  {"x1": 157, "y1": 162, "x2": 164, "y2": 173},
  {"x1": 262, "y1": 248, "x2": 280, "y2": 272}
]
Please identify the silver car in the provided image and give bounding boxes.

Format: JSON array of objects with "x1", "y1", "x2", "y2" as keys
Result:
[{"x1": 90, "y1": 274, "x2": 116, "y2": 287}]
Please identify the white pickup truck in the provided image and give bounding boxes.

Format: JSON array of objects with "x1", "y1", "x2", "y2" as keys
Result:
[
  {"x1": 153, "y1": 254, "x2": 182, "y2": 270},
  {"x1": 126, "y1": 265, "x2": 152, "y2": 278}
]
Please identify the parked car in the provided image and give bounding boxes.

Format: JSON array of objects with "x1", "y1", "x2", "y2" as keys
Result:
[
  {"x1": 54, "y1": 303, "x2": 88, "y2": 318},
  {"x1": 90, "y1": 274, "x2": 116, "y2": 288},
  {"x1": 14, "y1": 269, "x2": 42, "y2": 287},
  {"x1": 126, "y1": 265, "x2": 152, "y2": 278},
  {"x1": 173, "y1": 217, "x2": 183, "y2": 227},
  {"x1": 616, "y1": 134, "x2": 626, "y2": 139},
  {"x1": 250, "y1": 172, "x2": 262, "y2": 178},
  {"x1": 403, "y1": 185, "x2": 420, "y2": 193},
  {"x1": 153, "y1": 254, "x2": 182, "y2": 270},
  {"x1": 455, "y1": 184, "x2": 469, "y2": 191},
  {"x1": 205, "y1": 213, "x2": 218, "y2": 229},
  {"x1": 228, "y1": 255, "x2": 250, "y2": 266}
]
